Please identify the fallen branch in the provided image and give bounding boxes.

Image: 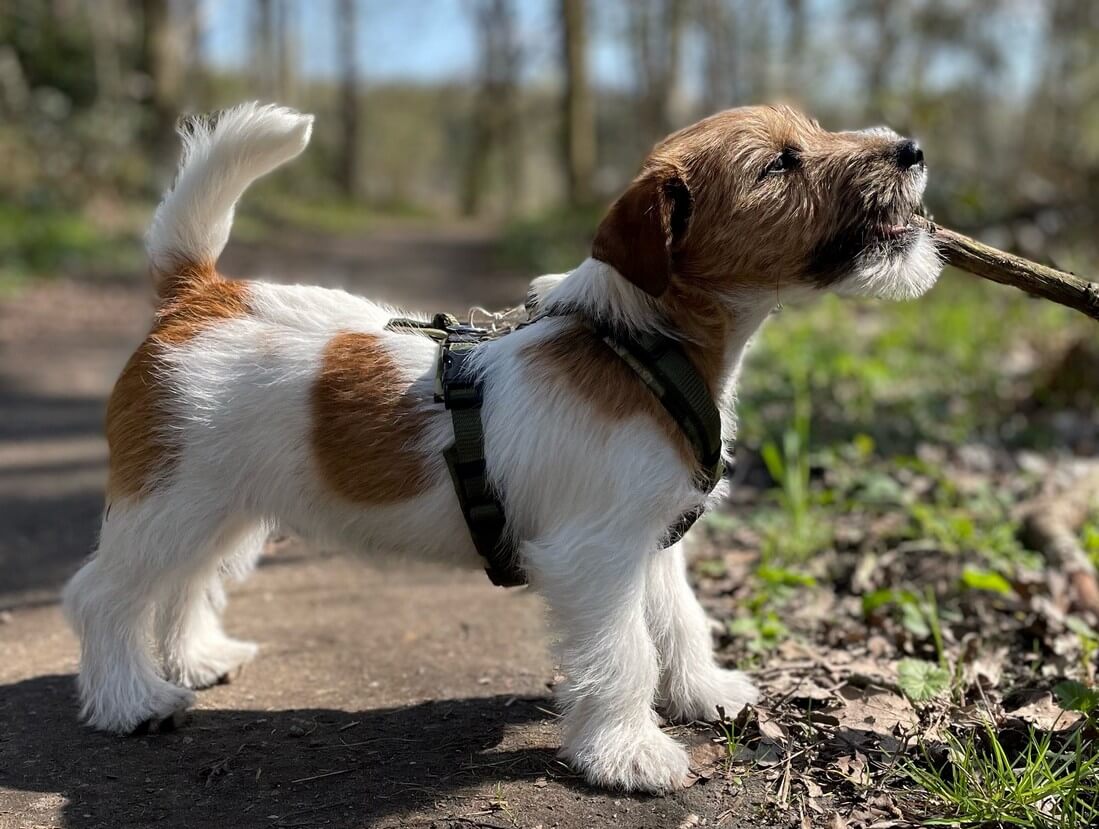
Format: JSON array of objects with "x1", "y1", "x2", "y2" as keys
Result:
[
  {"x1": 912, "y1": 215, "x2": 1099, "y2": 323},
  {"x1": 1018, "y1": 464, "x2": 1099, "y2": 617}
]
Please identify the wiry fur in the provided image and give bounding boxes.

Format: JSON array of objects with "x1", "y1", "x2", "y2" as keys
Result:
[
  {"x1": 64, "y1": 102, "x2": 942, "y2": 793},
  {"x1": 146, "y1": 102, "x2": 313, "y2": 287}
]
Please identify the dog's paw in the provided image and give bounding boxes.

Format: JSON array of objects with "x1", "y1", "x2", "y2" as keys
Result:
[
  {"x1": 82, "y1": 679, "x2": 195, "y2": 735},
  {"x1": 131, "y1": 707, "x2": 189, "y2": 735},
  {"x1": 662, "y1": 667, "x2": 758, "y2": 723},
  {"x1": 166, "y1": 638, "x2": 258, "y2": 690},
  {"x1": 562, "y1": 723, "x2": 690, "y2": 794}
]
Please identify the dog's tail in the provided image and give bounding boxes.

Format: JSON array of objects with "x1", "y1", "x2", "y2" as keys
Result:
[{"x1": 146, "y1": 102, "x2": 313, "y2": 298}]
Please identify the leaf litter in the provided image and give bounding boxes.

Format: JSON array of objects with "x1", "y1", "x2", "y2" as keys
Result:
[{"x1": 688, "y1": 451, "x2": 1099, "y2": 827}]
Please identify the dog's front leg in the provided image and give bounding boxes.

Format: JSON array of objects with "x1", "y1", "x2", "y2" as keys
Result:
[
  {"x1": 645, "y1": 541, "x2": 758, "y2": 722},
  {"x1": 528, "y1": 530, "x2": 689, "y2": 794}
]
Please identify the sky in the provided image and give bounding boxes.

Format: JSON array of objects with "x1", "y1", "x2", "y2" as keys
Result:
[
  {"x1": 201, "y1": 0, "x2": 1045, "y2": 98},
  {"x1": 202, "y1": 0, "x2": 632, "y2": 87}
]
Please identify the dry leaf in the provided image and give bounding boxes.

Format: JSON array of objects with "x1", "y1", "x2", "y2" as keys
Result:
[
  {"x1": 826, "y1": 685, "x2": 919, "y2": 753},
  {"x1": 833, "y1": 753, "x2": 871, "y2": 787},
  {"x1": 757, "y1": 708, "x2": 789, "y2": 746},
  {"x1": 1004, "y1": 690, "x2": 1082, "y2": 732}
]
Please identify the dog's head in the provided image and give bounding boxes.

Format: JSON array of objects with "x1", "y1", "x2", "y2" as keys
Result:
[{"x1": 592, "y1": 105, "x2": 941, "y2": 306}]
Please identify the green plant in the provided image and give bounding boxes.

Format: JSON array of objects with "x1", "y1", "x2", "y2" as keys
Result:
[
  {"x1": 488, "y1": 783, "x2": 518, "y2": 825},
  {"x1": 0, "y1": 202, "x2": 139, "y2": 282},
  {"x1": 905, "y1": 723, "x2": 1099, "y2": 828},
  {"x1": 713, "y1": 705, "x2": 742, "y2": 767},
  {"x1": 694, "y1": 557, "x2": 728, "y2": 579},
  {"x1": 758, "y1": 376, "x2": 832, "y2": 564},
  {"x1": 862, "y1": 588, "x2": 939, "y2": 647},
  {"x1": 1055, "y1": 681, "x2": 1099, "y2": 719},
  {"x1": 1064, "y1": 618, "x2": 1099, "y2": 685},
  {"x1": 1082, "y1": 514, "x2": 1099, "y2": 570},
  {"x1": 728, "y1": 611, "x2": 790, "y2": 655},
  {"x1": 864, "y1": 587, "x2": 965, "y2": 702},
  {"x1": 960, "y1": 566, "x2": 1015, "y2": 596},
  {"x1": 897, "y1": 658, "x2": 951, "y2": 703}
]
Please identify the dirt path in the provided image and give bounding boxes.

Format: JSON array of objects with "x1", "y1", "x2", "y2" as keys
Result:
[{"x1": 0, "y1": 225, "x2": 770, "y2": 829}]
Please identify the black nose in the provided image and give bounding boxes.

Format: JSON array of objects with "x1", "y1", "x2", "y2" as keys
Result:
[{"x1": 895, "y1": 139, "x2": 924, "y2": 169}]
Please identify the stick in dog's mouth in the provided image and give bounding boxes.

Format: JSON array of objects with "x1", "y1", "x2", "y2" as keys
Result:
[{"x1": 909, "y1": 214, "x2": 1099, "y2": 323}]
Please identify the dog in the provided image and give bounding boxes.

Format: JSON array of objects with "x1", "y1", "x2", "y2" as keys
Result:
[{"x1": 62, "y1": 102, "x2": 941, "y2": 794}]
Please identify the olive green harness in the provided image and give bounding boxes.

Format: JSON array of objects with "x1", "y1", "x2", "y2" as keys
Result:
[{"x1": 385, "y1": 311, "x2": 725, "y2": 587}]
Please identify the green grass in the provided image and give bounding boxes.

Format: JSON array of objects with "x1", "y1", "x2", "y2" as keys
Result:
[
  {"x1": 739, "y1": 270, "x2": 1087, "y2": 453},
  {"x1": 0, "y1": 202, "x2": 140, "y2": 289},
  {"x1": 757, "y1": 375, "x2": 834, "y2": 563},
  {"x1": 905, "y1": 724, "x2": 1099, "y2": 828},
  {"x1": 236, "y1": 189, "x2": 435, "y2": 240}
]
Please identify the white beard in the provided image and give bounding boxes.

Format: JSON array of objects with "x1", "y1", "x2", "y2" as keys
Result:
[{"x1": 833, "y1": 228, "x2": 944, "y2": 301}]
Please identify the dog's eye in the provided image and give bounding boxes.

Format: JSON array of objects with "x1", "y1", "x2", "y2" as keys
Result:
[{"x1": 762, "y1": 148, "x2": 801, "y2": 178}]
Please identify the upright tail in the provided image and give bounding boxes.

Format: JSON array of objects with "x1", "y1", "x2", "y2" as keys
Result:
[{"x1": 146, "y1": 102, "x2": 314, "y2": 297}]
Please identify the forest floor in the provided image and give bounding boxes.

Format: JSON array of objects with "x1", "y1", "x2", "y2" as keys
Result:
[{"x1": 2, "y1": 216, "x2": 1098, "y2": 829}]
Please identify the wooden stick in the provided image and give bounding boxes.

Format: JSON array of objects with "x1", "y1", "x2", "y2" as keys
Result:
[{"x1": 911, "y1": 215, "x2": 1099, "y2": 322}]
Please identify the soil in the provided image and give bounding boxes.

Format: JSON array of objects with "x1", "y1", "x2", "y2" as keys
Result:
[{"x1": 0, "y1": 224, "x2": 779, "y2": 829}]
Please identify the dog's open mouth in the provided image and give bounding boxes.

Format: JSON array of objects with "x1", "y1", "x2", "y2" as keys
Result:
[
  {"x1": 808, "y1": 203, "x2": 926, "y2": 285},
  {"x1": 872, "y1": 220, "x2": 915, "y2": 241},
  {"x1": 865, "y1": 205, "x2": 923, "y2": 250}
]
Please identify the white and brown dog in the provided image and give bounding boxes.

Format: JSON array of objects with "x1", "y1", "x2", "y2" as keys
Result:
[{"x1": 63, "y1": 102, "x2": 940, "y2": 793}]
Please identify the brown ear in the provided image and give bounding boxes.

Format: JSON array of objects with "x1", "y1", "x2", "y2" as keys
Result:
[{"x1": 591, "y1": 168, "x2": 691, "y2": 297}]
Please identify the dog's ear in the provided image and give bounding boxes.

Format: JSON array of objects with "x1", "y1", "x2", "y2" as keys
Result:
[{"x1": 591, "y1": 167, "x2": 692, "y2": 298}]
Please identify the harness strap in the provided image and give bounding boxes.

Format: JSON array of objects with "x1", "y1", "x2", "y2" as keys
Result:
[
  {"x1": 385, "y1": 314, "x2": 525, "y2": 587},
  {"x1": 587, "y1": 324, "x2": 725, "y2": 546},
  {"x1": 439, "y1": 340, "x2": 526, "y2": 587},
  {"x1": 385, "y1": 311, "x2": 726, "y2": 585}
]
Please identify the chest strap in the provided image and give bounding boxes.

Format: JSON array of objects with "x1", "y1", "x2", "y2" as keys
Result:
[
  {"x1": 385, "y1": 313, "x2": 725, "y2": 587},
  {"x1": 588, "y1": 323, "x2": 725, "y2": 546},
  {"x1": 387, "y1": 314, "x2": 525, "y2": 586}
]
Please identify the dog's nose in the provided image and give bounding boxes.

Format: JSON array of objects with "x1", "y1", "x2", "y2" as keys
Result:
[{"x1": 895, "y1": 139, "x2": 924, "y2": 169}]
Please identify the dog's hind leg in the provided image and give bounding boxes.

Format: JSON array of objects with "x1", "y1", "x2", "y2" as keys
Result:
[
  {"x1": 62, "y1": 497, "x2": 220, "y2": 734},
  {"x1": 645, "y1": 541, "x2": 757, "y2": 723},
  {"x1": 155, "y1": 518, "x2": 269, "y2": 690}
]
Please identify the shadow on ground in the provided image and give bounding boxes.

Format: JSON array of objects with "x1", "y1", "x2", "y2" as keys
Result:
[
  {"x1": 0, "y1": 389, "x2": 109, "y2": 605},
  {"x1": 0, "y1": 675, "x2": 576, "y2": 829}
]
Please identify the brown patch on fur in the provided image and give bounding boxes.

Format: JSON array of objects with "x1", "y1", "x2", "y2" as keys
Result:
[
  {"x1": 524, "y1": 323, "x2": 697, "y2": 471},
  {"x1": 592, "y1": 169, "x2": 690, "y2": 298},
  {"x1": 311, "y1": 332, "x2": 435, "y2": 504},
  {"x1": 105, "y1": 265, "x2": 250, "y2": 499}
]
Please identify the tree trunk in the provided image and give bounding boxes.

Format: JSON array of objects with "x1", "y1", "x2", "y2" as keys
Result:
[
  {"x1": 699, "y1": 0, "x2": 737, "y2": 112},
  {"x1": 89, "y1": 0, "x2": 124, "y2": 109},
  {"x1": 337, "y1": 0, "x2": 361, "y2": 200},
  {"x1": 276, "y1": 0, "x2": 296, "y2": 101},
  {"x1": 864, "y1": 0, "x2": 899, "y2": 121},
  {"x1": 461, "y1": 0, "x2": 521, "y2": 217},
  {"x1": 140, "y1": 0, "x2": 185, "y2": 174},
  {"x1": 630, "y1": 0, "x2": 686, "y2": 145},
  {"x1": 560, "y1": 0, "x2": 595, "y2": 206},
  {"x1": 254, "y1": 0, "x2": 275, "y2": 99},
  {"x1": 784, "y1": 0, "x2": 806, "y2": 97}
]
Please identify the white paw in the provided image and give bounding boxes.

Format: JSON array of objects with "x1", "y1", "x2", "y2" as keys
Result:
[
  {"x1": 81, "y1": 676, "x2": 195, "y2": 735},
  {"x1": 166, "y1": 638, "x2": 258, "y2": 690},
  {"x1": 662, "y1": 667, "x2": 758, "y2": 723},
  {"x1": 562, "y1": 722, "x2": 690, "y2": 794}
]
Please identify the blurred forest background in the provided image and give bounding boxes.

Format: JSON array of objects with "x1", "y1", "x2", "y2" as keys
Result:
[
  {"x1": 2, "y1": 0, "x2": 1097, "y2": 515},
  {"x1": 2, "y1": 0, "x2": 1098, "y2": 273},
  {"x1": 2, "y1": 4, "x2": 1099, "y2": 823}
]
